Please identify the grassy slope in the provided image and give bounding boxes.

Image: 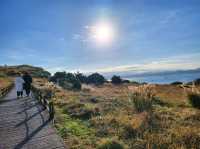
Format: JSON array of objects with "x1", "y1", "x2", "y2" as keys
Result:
[
  {"x1": 34, "y1": 79, "x2": 200, "y2": 149},
  {"x1": 0, "y1": 65, "x2": 50, "y2": 78}
]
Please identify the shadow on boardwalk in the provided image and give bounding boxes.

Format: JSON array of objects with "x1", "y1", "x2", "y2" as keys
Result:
[{"x1": 0, "y1": 87, "x2": 66, "y2": 149}]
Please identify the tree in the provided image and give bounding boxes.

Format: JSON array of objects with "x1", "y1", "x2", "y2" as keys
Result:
[
  {"x1": 50, "y1": 72, "x2": 81, "y2": 90},
  {"x1": 87, "y1": 73, "x2": 106, "y2": 85},
  {"x1": 75, "y1": 72, "x2": 88, "y2": 83},
  {"x1": 49, "y1": 72, "x2": 67, "y2": 83},
  {"x1": 111, "y1": 75, "x2": 122, "y2": 84}
]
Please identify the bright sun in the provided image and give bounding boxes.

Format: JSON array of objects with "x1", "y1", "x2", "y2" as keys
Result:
[{"x1": 91, "y1": 22, "x2": 115, "y2": 45}]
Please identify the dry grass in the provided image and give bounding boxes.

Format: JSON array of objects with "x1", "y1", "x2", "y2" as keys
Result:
[
  {"x1": 129, "y1": 85, "x2": 155, "y2": 112},
  {"x1": 0, "y1": 77, "x2": 13, "y2": 90},
  {"x1": 33, "y1": 80, "x2": 200, "y2": 149}
]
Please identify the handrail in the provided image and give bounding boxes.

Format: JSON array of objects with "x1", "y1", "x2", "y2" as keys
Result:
[
  {"x1": 0, "y1": 84, "x2": 14, "y2": 98},
  {"x1": 32, "y1": 86, "x2": 55, "y2": 123}
]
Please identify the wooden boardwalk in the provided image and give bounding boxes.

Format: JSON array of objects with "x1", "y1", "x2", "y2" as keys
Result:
[{"x1": 0, "y1": 87, "x2": 66, "y2": 149}]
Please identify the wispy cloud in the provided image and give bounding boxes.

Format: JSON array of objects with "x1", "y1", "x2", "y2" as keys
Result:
[
  {"x1": 160, "y1": 10, "x2": 180, "y2": 25},
  {"x1": 72, "y1": 25, "x2": 92, "y2": 44},
  {"x1": 81, "y1": 53, "x2": 200, "y2": 74},
  {"x1": 72, "y1": 34, "x2": 81, "y2": 40},
  {"x1": 44, "y1": 53, "x2": 200, "y2": 75},
  {"x1": 6, "y1": 48, "x2": 38, "y2": 61}
]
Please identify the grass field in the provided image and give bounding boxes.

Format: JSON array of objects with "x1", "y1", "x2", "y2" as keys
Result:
[{"x1": 33, "y1": 79, "x2": 200, "y2": 149}]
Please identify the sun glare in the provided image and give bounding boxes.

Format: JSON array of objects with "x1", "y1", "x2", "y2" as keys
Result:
[{"x1": 91, "y1": 22, "x2": 115, "y2": 46}]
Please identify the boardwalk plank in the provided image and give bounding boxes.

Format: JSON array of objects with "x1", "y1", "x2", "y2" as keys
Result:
[{"x1": 0, "y1": 87, "x2": 66, "y2": 149}]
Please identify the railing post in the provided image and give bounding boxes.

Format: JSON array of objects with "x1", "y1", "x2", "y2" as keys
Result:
[
  {"x1": 32, "y1": 86, "x2": 55, "y2": 124},
  {"x1": 49, "y1": 101, "x2": 55, "y2": 122}
]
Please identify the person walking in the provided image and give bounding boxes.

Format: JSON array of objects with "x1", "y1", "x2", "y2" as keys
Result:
[
  {"x1": 23, "y1": 72, "x2": 32, "y2": 97},
  {"x1": 15, "y1": 73, "x2": 24, "y2": 98}
]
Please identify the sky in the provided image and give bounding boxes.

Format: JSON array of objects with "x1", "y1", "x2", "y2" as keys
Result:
[{"x1": 0, "y1": 0, "x2": 200, "y2": 74}]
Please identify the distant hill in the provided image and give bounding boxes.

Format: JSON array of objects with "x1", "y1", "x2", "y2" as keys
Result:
[
  {"x1": 102, "y1": 68, "x2": 200, "y2": 78},
  {"x1": 122, "y1": 68, "x2": 200, "y2": 78},
  {"x1": 0, "y1": 65, "x2": 51, "y2": 78}
]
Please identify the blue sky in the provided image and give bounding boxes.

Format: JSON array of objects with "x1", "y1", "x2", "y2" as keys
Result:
[{"x1": 0, "y1": 0, "x2": 200, "y2": 74}]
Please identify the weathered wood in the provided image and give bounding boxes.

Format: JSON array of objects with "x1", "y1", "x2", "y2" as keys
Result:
[
  {"x1": 0, "y1": 87, "x2": 66, "y2": 149},
  {"x1": 31, "y1": 86, "x2": 55, "y2": 122},
  {"x1": 0, "y1": 83, "x2": 14, "y2": 98}
]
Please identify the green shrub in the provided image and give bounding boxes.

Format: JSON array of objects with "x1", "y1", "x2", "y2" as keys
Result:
[
  {"x1": 63, "y1": 103, "x2": 97, "y2": 120},
  {"x1": 58, "y1": 127, "x2": 69, "y2": 138},
  {"x1": 188, "y1": 93, "x2": 200, "y2": 109},
  {"x1": 194, "y1": 78, "x2": 200, "y2": 85},
  {"x1": 75, "y1": 72, "x2": 88, "y2": 83},
  {"x1": 50, "y1": 72, "x2": 67, "y2": 82},
  {"x1": 0, "y1": 73, "x2": 7, "y2": 77},
  {"x1": 87, "y1": 73, "x2": 106, "y2": 85},
  {"x1": 50, "y1": 72, "x2": 81, "y2": 90},
  {"x1": 130, "y1": 81, "x2": 140, "y2": 85},
  {"x1": 97, "y1": 138, "x2": 125, "y2": 149},
  {"x1": 111, "y1": 75, "x2": 122, "y2": 84},
  {"x1": 122, "y1": 79, "x2": 130, "y2": 83},
  {"x1": 59, "y1": 80, "x2": 73, "y2": 90},
  {"x1": 170, "y1": 81, "x2": 183, "y2": 85},
  {"x1": 72, "y1": 80, "x2": 81, "y2": 90}
]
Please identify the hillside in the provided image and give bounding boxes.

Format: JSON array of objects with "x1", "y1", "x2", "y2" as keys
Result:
[{"x1": 0, "y1": 65, "x2": 51, "y2": 78}]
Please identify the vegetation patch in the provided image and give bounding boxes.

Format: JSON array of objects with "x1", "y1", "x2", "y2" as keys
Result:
[
  {"x1": 63, "y1": 102, "x2": 99, "y2": 120},
  {"x1": 97, "y1": 138, "x2": 125, "y2": 149},
  {"x1": 170, "y1": 81, "x2": 183, "y2": 85},
  {"x1": 111, "y1": 75, "x2": 122, "y2": 85},
  {"x1": 129, "y1": 86, "x2": 155, "y2": 112},
  {"x1": 33, "y1": 79, "x2": 200, "y2": 149},
  {"x1": 188, "y1": 93, "x2": 200, "y2": 109},
  {"x1": 0, "y1": 77, "x2": 13, "y2": 98},
  {"x1": 55, "y1": 108, "x2": 96, "y2": 145}
]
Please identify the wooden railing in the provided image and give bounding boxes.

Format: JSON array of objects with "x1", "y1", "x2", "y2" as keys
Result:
[
  {"x1": 0, "y1": 84, "x2": 14, "y2": 98},
  {"x1": 32, "y1": 86, "x2": 55, "y2": 122}
]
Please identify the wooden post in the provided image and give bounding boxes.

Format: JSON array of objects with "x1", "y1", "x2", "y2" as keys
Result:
[{"x1": 32, "y1": 86, "x2": 55, "y2": 124}]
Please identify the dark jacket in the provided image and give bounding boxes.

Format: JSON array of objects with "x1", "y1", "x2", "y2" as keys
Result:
[{"x1": 23, "y1": 74, "x2": 32, "y2": 89}]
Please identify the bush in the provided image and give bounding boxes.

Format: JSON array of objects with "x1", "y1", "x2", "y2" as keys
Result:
[
  {"x1": 111, "y1": 75, "x2": 122, "y2": 84},
  {"x1": 31, "y1": 70, "x2": 51, "y2": 78},
  {"x1": 122, "y1": 79, "x2": 130, "y2": 83},
  {"x1": 72, "y1": 79, "x2": 81, "y2": 90},
  {"x1": 0, "y1": 73, "x2": 7, "y2": 77},
  {"x1": 50, "y1": 72, "x2": 67, "y2": 83},
  {"x1": 129, "y1": 86, "x2": 155, "y2": 112},
  {"x1": 75, "y1": 72, "x2": 88, "y2": 83},
  {"x1": 130, "y1": 93, "x2": 153, "y2": 112},
  {"x1": 170, "y1": 81, "x2": 183, "y2": 85},
  {"x1": 50, "y1": 72, "x2": 81, "y2": 90},
  {"x1": 131, "y1": 81, "x2": 140, "y2": 85},
  {"x1": 97, "y1": 138, "x2": 125, "y2": 149},
  {"x1": 87, "y1": 73, "x2": 106, "y2": 85},
  {"x1": 188, "y1": 93, "x2": 200, "y2": 109},
  {"x1": 194, "y1": 78, "x2": 200, "y2": 85},
  {"x1": 64, "y1": 103, "x2": 97, "y2": 119}
]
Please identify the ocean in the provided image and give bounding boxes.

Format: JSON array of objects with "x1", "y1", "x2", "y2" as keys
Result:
[{"x1": 124, "y1": 71, "x2": 200, "y2": 84}]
